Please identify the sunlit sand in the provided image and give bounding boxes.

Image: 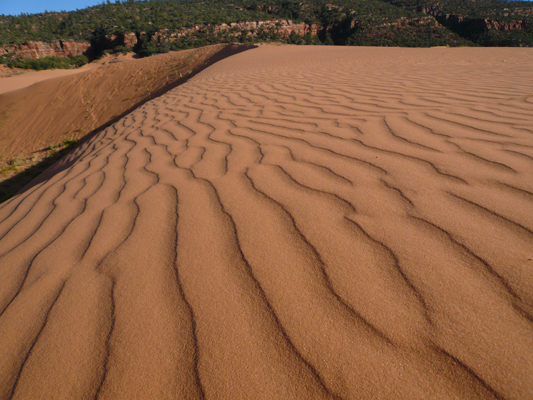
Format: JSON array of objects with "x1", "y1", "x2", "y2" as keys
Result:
[{"x1": 0, "y1": 45, "x2": 532, "y2": 399}]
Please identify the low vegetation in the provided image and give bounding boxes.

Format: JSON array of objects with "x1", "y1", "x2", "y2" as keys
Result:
[
  {"x1": 0, "y1": 54, "x2": 89, "y2": 70},
  {"x1": 0, "y1": 139, "x2": 78, "y2": 203},
  {"x1": 0, "y1": 0, "x2": 531, "y2": 61}
]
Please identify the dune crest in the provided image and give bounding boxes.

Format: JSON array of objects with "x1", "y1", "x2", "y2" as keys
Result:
[
  {"x1": 0, "y1": 43, "x2": 253, "y2": 159},
  {"x1": 0, "y1": 46, "x2": 532, "y2": 399}
]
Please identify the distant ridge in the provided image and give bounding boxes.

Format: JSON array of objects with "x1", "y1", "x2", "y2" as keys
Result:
[{"x1": 0, "y1": 0, "x2": 531, "y2": 58}]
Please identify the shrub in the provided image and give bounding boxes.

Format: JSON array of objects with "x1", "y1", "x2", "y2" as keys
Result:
[
  {"x1": 62, "y1": 139, "x2": 78, "y2": 146},
  {"x1": 0, "y1": 55, "x2": 89, "y2": 71},
  {"x1": 113, "y1": 45, "x2": 132, "y2": 54},
  {"x1": 70, "y1": 55, "x2": 89, "y2": 67}
]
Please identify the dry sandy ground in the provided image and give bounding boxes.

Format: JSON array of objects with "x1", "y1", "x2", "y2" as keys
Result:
[
  {"x1": 0, "y1": 53, "x2": 138, "y2": 95},
  {"x1": 0, "y1": 45, "x2": 533, "y2": 399},
  {"x1": 0, "y1": 44, "x2": 252, "y2": 158},
  {"x1": 0, "y1": 62, "x2": 101, "y2": 95}
]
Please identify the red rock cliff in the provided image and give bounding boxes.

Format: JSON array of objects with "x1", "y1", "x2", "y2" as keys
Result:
[{"x1": 0, "y1": 40, "x2": 90, "y2": 59}]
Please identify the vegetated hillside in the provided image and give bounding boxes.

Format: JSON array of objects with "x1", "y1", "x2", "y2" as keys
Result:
[
  {"x1": 381, "y1": 0, "x2": 533, "y2": 19},
  {"x1": 0, "y1": 0, "x2": 531, "y2": 61},
  {"x1": 0, "y1": 0, "x2": 463, "y2": 46},
  {"x1": 380, "y1": 0, "x2": 533, "y2": 46}
]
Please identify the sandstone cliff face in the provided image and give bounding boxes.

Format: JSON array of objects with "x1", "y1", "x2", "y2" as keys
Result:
[
  {"x1": 148, "y1": 20, "x2": 320, "y2": 43},
  {"x1": 221, "y1": 19, "x2": 320, "y2": 37},
  {"x1": 101, "y1": 20, "x2": 318, "y2": 51},
  {"x1": 0, "y1": 40, "x2": 90, "y2": 59},
  {"x1": 0, "y1": 19, "x2": 319, "y2": 59}
]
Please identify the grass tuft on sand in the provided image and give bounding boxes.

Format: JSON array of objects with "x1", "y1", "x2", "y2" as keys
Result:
[{"x1": 0, "y1": 139, "x2": 78, "y2": 203}]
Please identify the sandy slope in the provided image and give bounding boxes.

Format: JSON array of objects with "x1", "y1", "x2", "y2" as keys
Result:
[
  {"x1": 0, "y1": 53, "x2": 138, "y2": 95},
  {"x1": 0, "y1": 44, "x2": 252, "y2": 158},
  {"x1": 0, "y1": 45, "x2": 532, "y2": 399},
  {"x1": 0, "y1": 62, "x2": 101, "y2": 95}
]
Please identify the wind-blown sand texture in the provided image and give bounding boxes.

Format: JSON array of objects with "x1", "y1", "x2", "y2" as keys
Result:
[
  {"x1": 0, "y1": 44, "x2": 252, "y2": 158},
  {"x1": 0, "y1": 45, "x2": 533, "y2": 399}
]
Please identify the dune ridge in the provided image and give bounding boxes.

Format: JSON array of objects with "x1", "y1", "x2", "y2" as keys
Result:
[
  {"x1": 0, "y1": 45, "x2": 532, "y2": 399},
  {"x1": 0, "y1": 43, "x2": 253, "y2": 159}
]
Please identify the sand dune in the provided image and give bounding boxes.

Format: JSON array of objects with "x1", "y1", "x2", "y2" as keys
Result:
[
  {"x1": 1, "y1": 45, "x2": 533, "y2": 399},
  {"x1": 0, "y1": 53, "x2": 141, "y2": 95},
  {"x1": 0, "y1": 44, "x2": 252, "y2": 158},
  {"x1": 0, "y1": 62, "x2": 102, "y2": 96}
]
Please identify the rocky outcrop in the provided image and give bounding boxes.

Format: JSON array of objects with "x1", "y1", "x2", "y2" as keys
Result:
[
  {"x1": 102, "y1": 21, "x2": 318, "y2": 49},
  {"x1": 99, "y1": 32, "x2": 138, "y2": 50},
  {"x1": 435, "y1": 14, "x2": 530, "y2": 32},
  {"x1": 377, "y1": 16, "x2": 438, "y2": 30},
  {"x1": 148, "y1": 20, "x2": 320, "y2": 43},
  {"x1": 220, "y1": 20, "x2": 320, "y2": 37},
  {"x1": 419, "y1": 9, "x2": 530, "y2": 32},
  {"x1": 0, "y1": 20, "x2": 320, "y2": 60},
  {"x1": 0, "y1": 40, "x2": 90, "y2": 59},
  {"x1": 484, "y1": 19, "x2": 529, "y2": 31},
  {"x1": 123, "y1": 32, "x2": 138, "y2": 48}
]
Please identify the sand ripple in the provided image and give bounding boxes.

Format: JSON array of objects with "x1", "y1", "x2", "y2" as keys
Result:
[{"x1": 1, "y1": 46, "x2": 532, "y2": 399}]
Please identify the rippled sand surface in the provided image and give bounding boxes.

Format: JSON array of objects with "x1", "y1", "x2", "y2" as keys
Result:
[{"x1": 0, "y1": 45, "x2": 532, "y2": 399}]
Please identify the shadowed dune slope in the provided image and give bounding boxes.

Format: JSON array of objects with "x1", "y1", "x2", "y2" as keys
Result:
[{"x1": 0, "y1": 45, "x2": 533, "y2": 399}]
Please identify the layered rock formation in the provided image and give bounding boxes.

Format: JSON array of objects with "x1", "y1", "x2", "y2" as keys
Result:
[
  {"x1": 0, "y1": 19, "x2": 319, "y2": 60},
  {"x1": 218, "y1": 19, "x2": 320, "y2": 37},
  {"x1": 0, "y1": 40, "x2": 90, "y2": 59},
  {"x1": 148, "y1": 20, "x2": 320, "y2": 43}
]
